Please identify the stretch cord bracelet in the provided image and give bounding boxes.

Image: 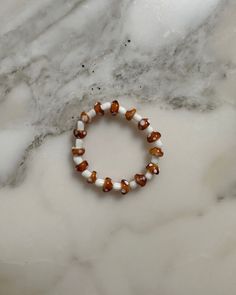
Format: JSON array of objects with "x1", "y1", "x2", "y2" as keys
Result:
[{"x1": 72, "y1": 100, "x2": 164, "y2": 195}]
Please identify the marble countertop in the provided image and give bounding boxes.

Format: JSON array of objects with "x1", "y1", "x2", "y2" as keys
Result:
[{"x1": 0, "y1": 0, "x2": 236, "y2": 294}]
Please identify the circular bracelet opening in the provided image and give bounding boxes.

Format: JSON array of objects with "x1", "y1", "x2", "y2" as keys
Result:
[{"x1": 72, "y1": 100, "x2": 164, "y2": 195}]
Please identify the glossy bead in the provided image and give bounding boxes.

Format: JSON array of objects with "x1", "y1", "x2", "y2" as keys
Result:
[
  {"x1": 87, "y1": 171, "x2": 97, "y2": 184},
  {"x1": 80, "y1": 112, "x2": 90, "y2": 123},
  {"x1": 146, "y1": 162, "x2": 159, "y2": 175},
  {"x1": 134, "y1": 174, "x2": 147, "y2": 187},
  {"x1": 147, "y1": 131, "x2": 161, "y2": 143},
  {"x1": 76, "y1": 160, "x2": 88, "y2": 172},
  {"x1": 125, "y1": 108, "x2": 136, "y2": 120},
  {"x1": 72, "y1": 147, "x2": 85, "y2": 156},
  {"x1": 120, "y1": 179, "x2": 130, "y2": 195},
  {"x1": 110, "y1": 100, "x2": 119, "y2": 115},
  {"x1": 149, "y1": 147, "x2": 164, "y2": 157},
  {"x1": 73, "y1": 129, "x2": 87, "y2": 139},
  {"x1": 103, "y1": 177, "x2": 113, "y2": 192},
  {"x1": 94, "y1": 102, "x2": 104, "y2": 115},
  {"x1": 138, "y1": 118, "x2": 150, "y2": 130}
]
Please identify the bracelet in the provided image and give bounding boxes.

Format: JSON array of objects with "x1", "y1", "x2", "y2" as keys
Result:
[{"x1": 72, "y1": 100, "x2": 164, "y2": 195}]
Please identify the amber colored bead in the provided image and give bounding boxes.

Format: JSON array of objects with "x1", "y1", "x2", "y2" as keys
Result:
[
  {"x1": 134, "y1": 174, "x2": 147, "y2": 187},
  {"x1": 146, "y1": 162, "x2": 159, "y2": 175},
  {"x1": 87, "y1": 171, "x2": 97, "y2": 184},
  {"x1": 120, "y1": 179, "x2": 130, "y2": 195},
  {"x1": 125, "y1": 108, "x2": 136, "y2": 120},
  {"x1": 73, "y1": 129, "x2": 87, "y2": 138},
  {"x1": 147, "y1": 131, "x2": 161, "y2": 143},
  {"x1": 76, "y1": 160, "x2": 88, "y2": 172},
  {"x1": 94, "y1": 102, "x2": 104, "y2": 115},
  {"x1": 138, "y1": 118, "x2": 150, "y2": 130},
  {"x1": 110, "y1": 100, "x2": 119, "y2": 115},
  {"x1": 103, "y1": 177, "x2": 113, "y2": 192},
  {"x1": 80, "y1": 112, "x2": 90, "y2": 123},
  {"x1": 71, "y1": 147, "x2": 85, "y2": 156},
  {"x1": 149, "y1": 147, "x2": 164, "y2": 157}
]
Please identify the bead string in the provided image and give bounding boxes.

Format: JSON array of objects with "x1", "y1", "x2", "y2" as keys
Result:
[{"x1": 72, "y1": 100, "x2": 163, "y2": 195}]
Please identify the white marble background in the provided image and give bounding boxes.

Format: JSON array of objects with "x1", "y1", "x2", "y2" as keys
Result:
[{"x1": 0, "y1": 0, "x2": 236, "y2": 294}]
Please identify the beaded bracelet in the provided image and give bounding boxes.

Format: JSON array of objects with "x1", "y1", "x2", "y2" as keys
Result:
[{"x1": 72, "y1": 100, "x2": 163, "y2": 195}]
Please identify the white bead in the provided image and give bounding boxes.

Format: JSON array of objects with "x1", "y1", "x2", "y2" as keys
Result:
[
  {"x1": 73, "y1": 156, "x2": 83, "y2": 165},
  {"x1": 95, "y1": 178, "x2": 104, "y2": 187},
  {"x1": 77, "y1": 120, "x2": 84, "y2": 130},
  {"x1": 101, "y1": 102, "x2": 111, "y2": 111},
  {"x1": 145, "y1": 171, "x2": 153, "y2": 180},
  {"x1": 133, "y1": 113, "x2": 142, "y2": 122},
  {"x1": 75, "y1": 139, "x2": 83, "y2": 148},
  {"x1": 154, "y1": 139, "x2": 163, "y2": 148},
  {"x1": 113, "y1": 182, "x2": 121, "y2": 191},
  {"x1": 130, "y1": 180, "x2": 138, "y2": 189},
  {"x1": 118, "y1": 106, "x2": 126, "y2": 115},
  {"x1": 81, "y1": 169, "x2": 92, "y2": 178},
  {"x1": 146, "y1": 125, "x2": 153, "y2": 134},
  {"x1": 87, "y1": 109, "x2": 96, "y2": 119},
  {"x1": 151, "y1": 156, "x2": 159, "y2": 164}
]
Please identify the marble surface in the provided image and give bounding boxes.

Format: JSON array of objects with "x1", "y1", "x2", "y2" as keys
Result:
[{"x1": 0, "y1": 0, "x2": 236, "y2": 294}]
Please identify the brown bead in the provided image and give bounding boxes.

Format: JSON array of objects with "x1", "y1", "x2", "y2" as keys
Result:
[
  {"x1": 146, "y1": 162, "x2": 159, "y2": 175},
  {"x1": 147, "y1": 131, "x2": 161, "y2": 143},
  {"x1": 87, "y1": 171, "x2": 97, "y2": 184},
  {"x1": 125, "y1": 108, "x2": 136, "y2": 120},
  {"x1": 149, "y1": 147, "x2": 164, "y2": 157},
  {"x1": 103, "y1": 177, "x2": 113, "y2": 192},
  {"x1": 138, "y1": 118, "x2": 150, "y2": 130},
  {"x1": 110, "y1": 100, "x2": 119, "y2": 115},
  {"x1": 94, "y1": 102, "x2": 104, "y2": 115},
  {"x1": 134, "y1": 174, "x2": 147, "y2": 187},
  {"x1": 120, "y1": 179, "x2": 130, "y2": 195},
  {"x1": 76, "y1": 160, "x2": 88, "y2": 172},
  {"x1": 72, "y1": 147, "x2": 85, "y2": 156},
  {"x1": 80, "y1": 112, "x2": 90, "y2": 123},
  {"x1": 73, "y1": 129, "x2": 87, "y2": 138}
]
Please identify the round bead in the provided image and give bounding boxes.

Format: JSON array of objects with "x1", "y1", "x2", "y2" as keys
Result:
[
  {"x1": 120, "y1": 179, "x2": 130, "y2": 195},
  {"x1": 110, "y1": 100, "x2": 119, "y2": 115},
  {"x1": 73, "y1": 129, "x2": 87, "y2": 139},
  {"x1": 94, "y1": 102, "x2": 104, "y2": 115},
  {"x1": 72, "y1": 147, "x2": 85, "y2": 156},
  {"x1": 134, "y1": 174, "x2": 147, "y2": 187},
  {"x1": 146, "y1": 162, "x2": 159, "y2": 175},
  {"x1": 125, "y1": 108, "x2": 136, "y2": 120},
  {"x1": 103, "y1": 177, "x2": 113, "y2": 192},
  {"x1": 138, "y1": 118, "x2": 150, "y2": 130},
  {"x1": 147, "y1": 131, "x2": 161, "y2": 143},
  {"x1": 87, "y1": 171, "x2": 97, "y2": 184},
  {"x1": 149, "y1": 147, "x2": 164, "y2": 157},
  {"x1": 76, "y1": 160, "x2": 88, "y2": 172},
  {"x1": 80, "y1": 112, "x2": 90, "y2": 123}
]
